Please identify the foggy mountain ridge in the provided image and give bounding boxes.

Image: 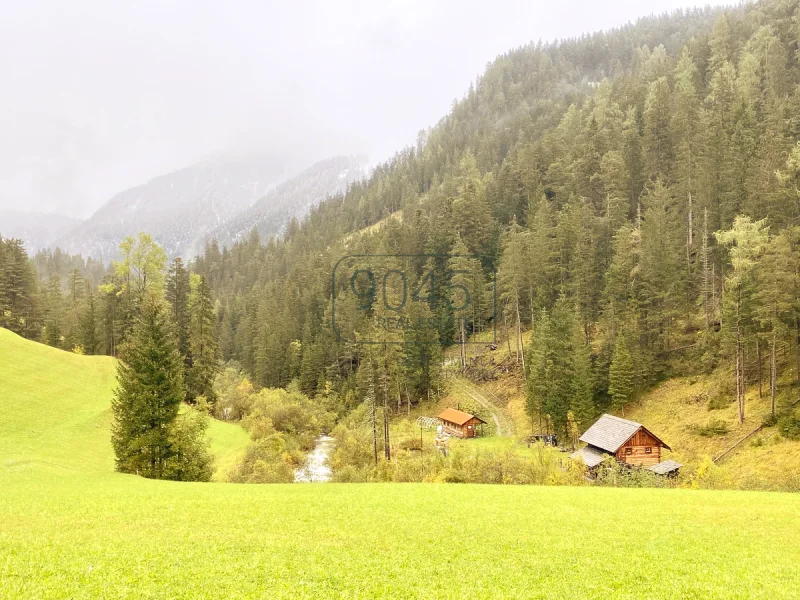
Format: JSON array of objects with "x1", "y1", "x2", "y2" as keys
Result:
[
  {"x1": 0, "y1": 210, "x2": 83, "y2": 253},
  {"x1": 203, "y1": 155, "x2": 369, "y2": 253},
  {"x1": 52, "y1": 155, "x2": 307, "y2": 262}
]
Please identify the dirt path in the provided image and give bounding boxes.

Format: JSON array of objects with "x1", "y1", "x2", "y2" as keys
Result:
[{"x1": 452, "y1": 378, "x2": 515, "y2": 437}]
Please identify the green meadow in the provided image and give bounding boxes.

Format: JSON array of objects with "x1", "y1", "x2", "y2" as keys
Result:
[{"x1": 2, "y1": 327, "x2": 800, "y2": 599}]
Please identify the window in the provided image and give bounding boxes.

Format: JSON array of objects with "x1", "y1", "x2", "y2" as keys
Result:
[
  {"x1": 625, "y1": 447, "x2": 632, "y2": 455},
  {"x1": 645, "y1": 447, "x2": 652, "y2": 454}
]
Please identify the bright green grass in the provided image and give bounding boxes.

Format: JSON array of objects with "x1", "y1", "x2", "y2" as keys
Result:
[
  {"x1": 0, "y1": 327, "x2": 248, "y2": 480},
  {"x1": 2, "y1": 328, "x2": 800, "y2": 599},
  {"x1": 2, "y1": 474, "x2": 800, "y2": 599}
]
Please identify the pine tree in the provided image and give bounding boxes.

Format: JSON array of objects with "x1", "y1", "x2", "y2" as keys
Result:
[
  {"x1": 187, "y1": 274, "x2": 219, "y2": 403},
  {"x1": 111, "y1": 299, "x2": 185, "y2": 479},
  {"x1": 715, "y1": 216, "x2": 769, "y2": 423},
  {"x1": 609, "y1": 334, "x2": 635, "y2": 415},
  {"x1": 570, "y1": 315, "x2": 595, "y2": 430},
  {"x1": 754, "y1": 230, "x2": 797, "y2": 417},
  {"x1": 166, "y1": 257, "x2": 191, "y2": 362},
  {"x1": 80, "y1": 287, "x2": 99, "y2": 355}
]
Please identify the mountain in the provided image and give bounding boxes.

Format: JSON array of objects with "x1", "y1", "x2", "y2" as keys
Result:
[
  {"x1": 204, "y1": 156, "x2": 368, "y2": 251},
  {"x1": 53, "y1": 155, "x2": 301, "y2": 262},
  {"x1": 0, "y1": 210, "x2": 82, "y2": 253}
]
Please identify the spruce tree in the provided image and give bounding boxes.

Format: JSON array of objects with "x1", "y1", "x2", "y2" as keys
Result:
[
  {"x1": 111, "y1": 298, "x2": 185, "y2": 479},
  {"x1": 609, "y1": 334, "x2": 635, "y2": 415},
  {"x1": 187, "y1": 274, "x2": 219, "y2": 403},
  {"x1": 166, "y1": 257, "x2": 191, "y2": 363}
]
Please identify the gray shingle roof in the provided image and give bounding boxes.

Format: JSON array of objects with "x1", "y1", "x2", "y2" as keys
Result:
[
  {"x1": 648, "y1": 460, "x2": 683, "y2": 475},
  {"x1": 570, "y1": 445, "x2": 608, "y2": 468},
  {"x1": 579, "y1": 414, "x2": 644, "y2": 453}
]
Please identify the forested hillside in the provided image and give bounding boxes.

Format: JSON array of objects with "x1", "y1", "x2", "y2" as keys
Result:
[
  {"x1": 4, "y1": 0, "x2": 800, "y2": 447},
  {"x1": 189, "y1": 0, "x2": 800, "y2": 438}
]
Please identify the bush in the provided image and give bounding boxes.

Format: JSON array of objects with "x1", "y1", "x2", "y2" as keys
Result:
[
  {"x1": 707, "y1": 394, "x2": 731, "y2": 411},
  {"x1": 162, "y1": 409, "x2": 214, "y2": 482},
  {"x1": 688, "y1": 419, "x2": 729, "y2": 437},
  {"x1": 594, "y1": 457, "x2": 673, "y2": 488},
  {"x1": 691, "y1": 456, "x2": 732, "y2": 490},
  {"x1": 778, "y1": 412, "x2": 800, "y2": 440},
  {"x1": 762, "y1": 413, "x2": 778, "y2": 428},
  {"x1": 229, "y1": 433, "x2": 300, "y2": 483},
  {"x1": 213, "y1": 366, "x2": 255, "y2": 421}
]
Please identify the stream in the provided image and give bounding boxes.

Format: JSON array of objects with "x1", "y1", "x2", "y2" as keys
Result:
[{"x1": 294, "y1": 435, "x2": 334, "y2": 483}]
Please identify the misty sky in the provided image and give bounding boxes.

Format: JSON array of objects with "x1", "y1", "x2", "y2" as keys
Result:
[{"x1": 0, "y1": 0, "x2": 729, "y2": 219}]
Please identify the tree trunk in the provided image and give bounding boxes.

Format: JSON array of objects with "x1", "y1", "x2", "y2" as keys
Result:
[
  {"x1": 371, "y1": 395, "x2": 378, "y2": 465},
  {"x1": 515, "y1": 295, "x2": 524, "y2": 371},
  {"x1": 504, "y1": 308, "x2": 512, "y2": 359},
  {"x1": 757, "y1": 340, "x2": 763, "y2": 399},
  {"x1": 771, "y1": 330, "x2": 777, "y2": 418}
]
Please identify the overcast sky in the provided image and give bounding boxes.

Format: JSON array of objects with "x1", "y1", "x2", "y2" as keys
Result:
[{"x1": 0, "y1": 0, "x2": 729, "y2": 219}]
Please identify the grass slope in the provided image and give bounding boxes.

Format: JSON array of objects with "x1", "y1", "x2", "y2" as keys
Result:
[
  {"x1": 2, "y1": 328, "x2": 800, "y2": 598},
  {"x1": 0, "y1": 327, "x2": 248, "y2": 480},
  {"x1": 626, "y1": 376, "x2": 800, "y2": 487}
]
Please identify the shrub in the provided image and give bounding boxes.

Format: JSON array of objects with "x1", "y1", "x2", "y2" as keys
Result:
[
  {"x1": 162, "y1": 409, "x2": 214, "y2": 482},
  {"x1": 229, "y1": 433, "x2": 300, "y2": 483},
  {"x1": 688, "y1": 419, "x2": 729, "y2": 437},
  {"x1": 707, "y1": 394, "x2": 731, "y2": 411},
  {"x1": 762, "y1": 413, "x2": 778, "y2": 428},
  {"x1": 778, "y1": 412, "x2": 800, "y2": 440},
  {"x1": 691, "y1": 456, "x2": 732, "y2": 490}
]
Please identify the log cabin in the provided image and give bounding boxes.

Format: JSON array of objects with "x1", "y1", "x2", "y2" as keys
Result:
[
  {"x1": 437, "y1": 408, "x2": 486, "y2": 438},
  {"x1": 571, "y1": 414, "x2": 679, "y2": 472}
]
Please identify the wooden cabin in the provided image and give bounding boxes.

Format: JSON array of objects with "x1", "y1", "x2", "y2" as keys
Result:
[
  {"x1": 571, "y1": 414, "x2": 679, "y2": 472},
  {"x1": 437, "y1": 408, "x2": 486, "y2": 438}
]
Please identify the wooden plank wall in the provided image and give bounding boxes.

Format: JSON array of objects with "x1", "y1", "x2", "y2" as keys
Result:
[{"x1": 616, "y1": 429, "x2": 661, "y2": 467}]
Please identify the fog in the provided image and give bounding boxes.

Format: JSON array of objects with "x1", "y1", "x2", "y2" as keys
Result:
[{"x1": 0, "y1": 0, "x2": 728, "y2": 218}]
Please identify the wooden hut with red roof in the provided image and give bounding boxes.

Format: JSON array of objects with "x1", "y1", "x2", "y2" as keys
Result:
[{"x1": 437, "y1": 408, "x2": 486, "y2": 438}]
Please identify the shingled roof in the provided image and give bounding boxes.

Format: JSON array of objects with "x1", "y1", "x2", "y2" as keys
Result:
[
  {"x1": 438, "y1": 408, "x2": 486, "y2": 426},
  {"x1": 579, "y1": 414, "x2": 671, "y2": 453},
  {"x1": 570, "y1": 445, "x2": 608, "y2": 468},
  {"x1": 648, "y1": 459, "x2": 683, "y2": 475}
]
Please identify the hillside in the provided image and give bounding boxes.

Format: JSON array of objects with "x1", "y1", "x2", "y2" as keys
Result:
[
  {"x1": 52, "y1": 154, "x2": 301, "y2": 262},
  {"x1": 0, "y1": 327, "x2": 248, "y2": 480}
]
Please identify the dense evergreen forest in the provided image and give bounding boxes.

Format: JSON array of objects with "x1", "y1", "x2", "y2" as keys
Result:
[{"x1": 4, "y1": 0, "x2": 800, "y2": 443}]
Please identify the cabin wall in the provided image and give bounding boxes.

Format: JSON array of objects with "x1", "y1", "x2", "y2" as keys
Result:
[{"x1": 616, "y1": 430, "x2": 662, "y2": 467}]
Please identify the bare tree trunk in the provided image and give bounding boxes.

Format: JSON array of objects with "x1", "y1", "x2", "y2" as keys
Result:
[
  {"x1": 702, "y1": 208, "x2": 711, "y2": 330},
  {"x1": 504, "y1": 307, "x2": 512, "y2": 359},
  {"x1": 736, "y1": 283, "x2": 744, "y2": 424},
  {"x1": 383, "y1": 399, "x2": 391, "y2": 461},
  {"x1": 459, "y1": 318, "x2": 466, "y2": 370},
  {"x1": 515, "y1": 295, "x2": 524, "y2": 371},
  {"x1": 757, "y1": 339, "x2": 763, "y2": 399},
  {"x1": 370, "y1": 393, "x2": 378, "y2": 465},
  {"x1": 796, "y1": 317, "x2": 800, "y2": 387},
  {"x1": 771, "y1": 330, "x2": 777, "y2": 418}
]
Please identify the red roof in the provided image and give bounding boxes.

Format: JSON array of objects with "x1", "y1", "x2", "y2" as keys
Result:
[{"x1": 438, "y1": 408, "x2": 486, "y2": 426}]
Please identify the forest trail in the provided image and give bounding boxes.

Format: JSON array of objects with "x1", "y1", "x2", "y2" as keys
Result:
[{"x1": 452, "y1": 377, "x2": 515, "y2": 437}]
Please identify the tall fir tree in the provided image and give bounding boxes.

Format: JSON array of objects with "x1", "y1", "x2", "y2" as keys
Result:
[
  {"x1": 187, "y1": 274, "x2": 220, "y2": 403},
  {"x1": 111, "y1": 299, "x2": 186, "y2": 479}
]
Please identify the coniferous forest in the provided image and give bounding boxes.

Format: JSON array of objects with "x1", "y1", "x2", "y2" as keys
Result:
[{"x1": 4, "y1": 0, "x2": 800, "y2": 481}]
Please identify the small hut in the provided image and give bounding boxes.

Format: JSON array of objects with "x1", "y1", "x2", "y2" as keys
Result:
[
  {"x1": 437, "y1": 408, "x2": 486, "y2": 438},
  {"x1": 571, "y1": 414, "x2": 681, "y2": 474}
]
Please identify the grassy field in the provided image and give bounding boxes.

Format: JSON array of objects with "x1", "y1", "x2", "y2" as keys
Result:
[
  {"x1": 0, "y1": 327, "x2": 248, "y2": 480},
  {"x1": 2, "y1": 327, "x2": 800, "y2": 598}
]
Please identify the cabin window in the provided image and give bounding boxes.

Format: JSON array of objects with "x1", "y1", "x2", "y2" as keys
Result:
[
  {"x1": 645, "y1": 447, "x2": 652, "y2": 454},
  {"x1": 625, "y1": 447, "x2": 632, "y2": 455}
]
